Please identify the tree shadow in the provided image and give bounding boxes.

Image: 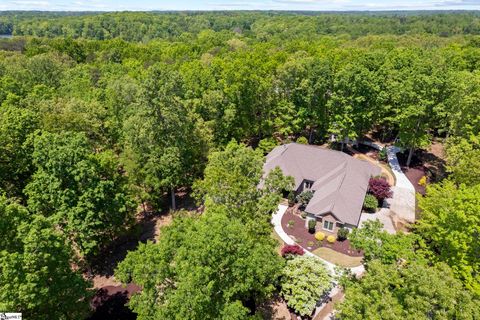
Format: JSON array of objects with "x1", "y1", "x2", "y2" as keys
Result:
[
  {"x1": 87, "y1": 287, "x2": 137, "y2": 320},
  {"x1": 89, "y1": 187, "x2": 199, "y2": 278}
]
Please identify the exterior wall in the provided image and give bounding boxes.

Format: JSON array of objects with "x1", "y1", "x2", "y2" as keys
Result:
[
  {"x1": 306, "y1": 212, "x2": 357, "y2": 235},
  {"x1": 318, "y1": 213, "x2": 341, "y2": 235}
]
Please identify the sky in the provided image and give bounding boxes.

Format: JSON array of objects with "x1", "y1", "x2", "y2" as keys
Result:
[{"x1": 1, "y1": 0, "x2": 480, "y2": 11}]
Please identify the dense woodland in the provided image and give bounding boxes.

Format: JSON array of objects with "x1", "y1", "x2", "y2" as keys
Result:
[{"x1": 0, "y1": 11, "x2": 479, "y2": 319}]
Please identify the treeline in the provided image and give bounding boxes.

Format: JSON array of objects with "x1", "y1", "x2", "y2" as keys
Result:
[
  {"x1": 0, "y1": 12, "x2": 479, "y2": 318},
  {"x1": 3, "y1": 11, "x2": 480, "y2": 40}
]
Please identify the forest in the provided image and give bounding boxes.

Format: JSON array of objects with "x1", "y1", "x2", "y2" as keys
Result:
[{"x1": 0, "y1": 11, "x2": 479, "y2": 319}]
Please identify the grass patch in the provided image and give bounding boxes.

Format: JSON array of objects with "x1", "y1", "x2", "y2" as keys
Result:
[
  {"x1": 271, "y1": 230, "x2": 285, "y2": 255},
  {"x1": 312, "y1": 247, "x2": 363, "y2": 268}
]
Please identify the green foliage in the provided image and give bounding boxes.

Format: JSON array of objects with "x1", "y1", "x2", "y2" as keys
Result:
[
  {"x1": 379, "y1": 147, "x2": 387, "y2": 161},
  {"x1": 417, "y1": 180, "x2": 480, "y2": 294},
  {"x1": 122, "y1": 65, "x2": 207, "y2": 205},
  {"x1": 194, "y1": 142, "x2": 291, "y2": 234},
  {"x1": 338, "y1": 260, "x2": 480, "y2": 320},
  {"x1": 337, "y1": 227, "x2": 349, "y2": 241},
  {"x1": 308, "y1": 219, "x2": 316, "y2": 233},
  {"x1": 115, "y1": 210, "x2": 282, "y2": 320},
  {"x1": 287, "y1": 191, "x2": 295, "y2": 206},
  {"x1": 25, "y1": 131, "x2": 134, "y2": 257},
  {"x1": 350, "y1": 220, "x2": 423, "y2": 264},
  {"x1": 296, "y1": 190, "x2": 314, "y2": 207},
  {"x1": 281, "y1": 256, "x2": 331, "y2": 316},
  {"x1": 296, "y1": 136, "x2": 308, "y2": 144},
  {"x1": 0, "y1": 200, "x2": 91, "y2": 319},
  {"x1": 0, "y1": 105, "x2": 37, "y2": 197},
  {"x1": 445, "y1": 136, "x2": 480, "y2": 187},
  {"x1": 363, "y1": 194, "x2": 378, "y2": 212},
  {"x1": 258, "y1": 137, "x2": 279, "y2": 154}
]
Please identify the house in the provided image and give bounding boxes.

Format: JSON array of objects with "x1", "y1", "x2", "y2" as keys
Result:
[{"x1": 263, "y1": 143, "x2": 381, "y2": 234}]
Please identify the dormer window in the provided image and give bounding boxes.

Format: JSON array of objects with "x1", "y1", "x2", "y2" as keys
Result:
[{"x1": 304, "y1": 180, "x2": 314, "y2": 190}]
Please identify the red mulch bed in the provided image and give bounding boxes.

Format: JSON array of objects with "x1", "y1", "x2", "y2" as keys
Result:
[
  {"x1": 396, "y1": 151, "x2": 429, "y2": 195},
  {"x1": 281, "y1": 208, "x2": 363, "y2": 257},
  {"x1": 402, "y1": 166, "x2": 426, "y2": 195}
]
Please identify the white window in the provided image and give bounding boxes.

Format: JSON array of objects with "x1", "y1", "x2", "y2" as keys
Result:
[{"x1": 323, "y1": 220, "x2": 334, "y2": 231}]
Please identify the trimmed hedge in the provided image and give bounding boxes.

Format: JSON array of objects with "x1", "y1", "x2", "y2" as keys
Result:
[{"x1": 327, "y1": 235, "x2": 336, "y2": 243}]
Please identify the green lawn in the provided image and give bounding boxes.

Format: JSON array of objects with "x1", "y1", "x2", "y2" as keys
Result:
[{"x1": 312, "y1": 247, "x2": 363, "y2": 267}]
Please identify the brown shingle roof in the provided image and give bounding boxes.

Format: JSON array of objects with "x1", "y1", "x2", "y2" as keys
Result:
[{"x1": 264, "y1": 143, "x2": 381, "y2": 226}]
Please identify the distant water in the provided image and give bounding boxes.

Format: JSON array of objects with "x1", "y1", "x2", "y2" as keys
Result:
[{"x1": 0, "y1": 34, "x2": 13, "y2": 39}]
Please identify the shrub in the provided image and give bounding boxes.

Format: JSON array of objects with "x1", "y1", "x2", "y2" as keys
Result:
[
  {"x1": 297, "y1": 190, "x2": 314, "y2": 207},
  {"x1": 418, "y1": 176, "x2": 427, "y2": 187},
  {"x1": 337, "y1": 227, "x2": 350, "y2": 241},
  {"x1": 308, "y1": 219, "x2": 316, "y2": 233},
  {"x1": 379, "y1": 147, "x2": 388, "y2": 161},
  {"x1": 363, "y1": 194, "x2": 378, "y2": 213},
  {"x1": 287, "y1": 192, "x2": 295, "y2": 206},
  {"x1": 287, "y1": 220, "x2": 295, "y2": 228},
  {"x1": 281, "y1": 244, "x2": 305, "y2": 258},
  {"x1": 327, "y1": 235, "x2": 336, "y2": 243},
  {"x1": 307, "y1": 241, "x2": 314, "y2": 247},
  {"x1": 368, "y1": 177, "x2": 392, "y2": 201},
  {"x1": 296, "y1": 136, "x2": 308, "y2": 144},
  {"x1": 315, "y1": 232, "x2": 325, "y2": 241},
  {"x1": 300, "y1": 211, "x2": 308, "y2": 219}
]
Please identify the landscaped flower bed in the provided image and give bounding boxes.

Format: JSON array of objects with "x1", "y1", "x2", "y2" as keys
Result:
[{"x1": 281, "y1": 208, "x2": 363, "y2": 257}]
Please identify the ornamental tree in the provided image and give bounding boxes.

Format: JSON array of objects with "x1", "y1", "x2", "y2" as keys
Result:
[
  {"x1": 368, "y1": 177, "x2": 392, "y2": 201},
  {"x1": 281, "y1": 256, "x2": 331, "y2": 316}
]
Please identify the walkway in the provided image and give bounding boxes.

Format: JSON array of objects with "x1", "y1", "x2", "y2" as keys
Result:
[
  {"x1": 355, "y1": 142, "x2": 416, "y2": 228},
  {"x1": 386, "y1": 146, "x2": 416, "y2": 224}
]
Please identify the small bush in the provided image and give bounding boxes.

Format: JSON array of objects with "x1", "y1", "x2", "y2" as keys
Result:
[
  {"x1": 363, "y1": 194, "x2": 378, "y2": 213},
  {"x1": 379, "y1": 147, "x2": 388, "y2": 161},
  {"x1": 297, "y1": 190, "x2": 314, "y2": 207},
  {"x1": 296, "y1": 136, "x2": 308, "y2": 144},
  {"x1": 287, "y1": 192, "x2": 296, "y2": 206},
  {"x1": 287, "y1": 220, "x2": 295, "y2": 228},
  {"x1": 418, "y1": 176, "x2": 427, "y2": 187},
  {"x1": 327, "y1": 235, "x2": 336, "y2": 243},
  {"x1": 368, "y1": 177, "x2": 392, "y2": 201},
  {"x1": 307, "y1": 241, "x2": 314, "y2": 247},
  {"x1": 281, "y1": 244, "x2": 304, "y2": 258},
  {"x1": 300, "y1": 211, "x2": 307, "y2": 219},
  {"x1": 337, "y1": 227, "x2": 349, "y2": 241},
  {"x1": 315, "y1": 232, "x2": 325, "y2": 241},
  {"x1": 308, "y1": 219, "x2": 316, "y2": 233}
]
